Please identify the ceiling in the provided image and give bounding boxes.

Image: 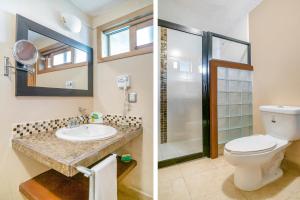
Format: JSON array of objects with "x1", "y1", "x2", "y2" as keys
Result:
[
  {"x1": 70, "y1": 0, "x2": 124, "y2": 17},
  {"x1": 158, "y1": 0, "x2": 262, "y2": 39}
]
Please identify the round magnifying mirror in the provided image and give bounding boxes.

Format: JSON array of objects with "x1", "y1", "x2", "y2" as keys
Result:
[{"x1": 13, "y1": 40, "x2": 38, "y2": 66}]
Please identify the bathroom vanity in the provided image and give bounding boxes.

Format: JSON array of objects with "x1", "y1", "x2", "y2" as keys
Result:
[
  {"x1": 12, "y1": 123, "x2": 141, "y2": 176},
  {"x1": 12, "y1": 120, "x2": 142, "y2": 200}
]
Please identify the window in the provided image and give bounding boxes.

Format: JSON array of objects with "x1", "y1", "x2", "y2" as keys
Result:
[
  {"x1": 97, "y1": 5, "x2": 153, "y2": 62},
  {"x1": 37, "y1": 43, "x2": 87, "y2": 74},
  {"x1": 52, "y1": 50, "x2": 72, "y2": 66},
  {"x1": 137, "y1": 25, "x2": 153, "y2": 47},
  {"x1": 105, "y1": 27, "x2": 130, "y2": 56},
  {"x1": 74, "y1": 49, "x2": 88, "y2": 64}
]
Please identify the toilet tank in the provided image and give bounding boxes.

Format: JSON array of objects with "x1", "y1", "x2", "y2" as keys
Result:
[{"x1": 260, "y1": 105, "x2": 300, "y2": 141}]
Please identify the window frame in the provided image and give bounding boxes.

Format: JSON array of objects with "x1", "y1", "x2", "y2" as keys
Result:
[
  {"x1": 37, "y1": 45, "x2": 88, "y2": 74},
  {"x1": 51, "y1": 47, "x2": 73, "y2": 67},
  {"x1": 105, "y1": 26, "x2": 130, "y2": 56},
  {"x1": 97, "y1": 5, "x2": 153, "y2": 63},
  {"x1": 133, "y1": 19, "x2": 153, "y2": 50}
]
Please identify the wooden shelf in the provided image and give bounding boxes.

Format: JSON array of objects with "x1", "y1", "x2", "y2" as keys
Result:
[{"x1": 19, "y1": 157, "x2": 137, "y2": 200}]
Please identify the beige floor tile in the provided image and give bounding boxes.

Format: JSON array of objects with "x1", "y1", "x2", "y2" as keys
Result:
[
  {"x1": 158, "y1": 156, "x2": 300, "y2": 200},
  {"x1": 287, "y1": 197, "x2": 300, "y2": 200},
  {"x1": 0, "y1": 192, "x2": 12, "y2": 200},
  {"x1": 170, "y1": 178, "x2": 191, "y2": 200},
  {"x1": 287, "y1": 190, "x2": 300, "y2": 200},
  {"x1": 178, "y1": 158, "x2": 217, "y2": 179},
  {"x1": 158, "y1": 178, "x2": 173, "y2": 198},
  {"x1": 211, "y1": 156, "x2": 235, "y2": 171},
  {"x1": 183, "y1": 166, "x2": 245, "y2": 200},
  {"x1": 158, "y1": 164, "x2": 182, "y2": 183},
  {"x1": 240, "y1": 172, "x2": 300, "y2": 200},
  {"x1": 118, "y1": 190, "x2": 142, "y2": 200},
  {"x1": 159, "y1": 178, "x2": 191, "y2": 200}
]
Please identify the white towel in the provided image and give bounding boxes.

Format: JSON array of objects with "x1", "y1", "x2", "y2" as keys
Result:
[{"x1": 92, "y1": 154, "x2": 117, "y2": 200}]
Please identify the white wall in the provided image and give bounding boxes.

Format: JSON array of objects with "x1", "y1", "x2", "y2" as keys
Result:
[
  {"x1": 0, "y1": 1, "x2": 93, "y2": 199},
  {"x1": 92, "y1": 1, "x2": 153, "y2": 197},
  {"x1": 92, "y1": 0, "x2": 152, "y2": 28},
  {"x1": 36, "y1": 66, "x2": 88, "y2": 90},
  {"x1": 0, "y1": 0, "x2": 92, "y2": 45}
]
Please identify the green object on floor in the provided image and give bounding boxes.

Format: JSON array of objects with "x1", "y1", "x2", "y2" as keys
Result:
[{"x1": 121, "y1": 154, "x2": 132, "y2": 163}]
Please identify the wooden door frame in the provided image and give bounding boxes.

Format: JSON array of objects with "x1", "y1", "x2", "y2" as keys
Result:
[{"x1": 209, "y1": 59, "x2": 254, "y2": 159}]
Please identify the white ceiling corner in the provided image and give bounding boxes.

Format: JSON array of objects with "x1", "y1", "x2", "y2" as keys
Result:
[{"x1": 70, "y1": 0, "x2": 126, "y2": 17}]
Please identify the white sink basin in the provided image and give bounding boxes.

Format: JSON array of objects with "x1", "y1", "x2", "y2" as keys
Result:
[{"x1": 56, "y1": 124, "x2": 117, "y2": 142}]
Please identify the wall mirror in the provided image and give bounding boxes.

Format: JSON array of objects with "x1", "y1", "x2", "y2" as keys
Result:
[{"x1": 16, "y1": 15, "x2": 93, "y2": 96}]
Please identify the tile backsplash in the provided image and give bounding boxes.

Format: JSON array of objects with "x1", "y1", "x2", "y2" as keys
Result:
[{"x1": 12, "y1": 114, "x2": 142, "y2": 138}]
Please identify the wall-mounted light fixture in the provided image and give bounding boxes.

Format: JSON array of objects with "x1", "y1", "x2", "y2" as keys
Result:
[{"x1": 61, "y1": 13, "x2": 82, "y2": 33}]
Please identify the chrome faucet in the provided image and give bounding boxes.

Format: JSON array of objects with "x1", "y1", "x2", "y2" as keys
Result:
[
  {"x1": 67, "y1": 117, "x2": 81, "y2": 128},
  {"x1": 79, "y1": 107, "x2": 87, "y2": 115}
]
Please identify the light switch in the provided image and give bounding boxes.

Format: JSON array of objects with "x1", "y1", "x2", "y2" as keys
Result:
[{"x1": 128, "y1": 92, "x2": 137, "y2": 103}]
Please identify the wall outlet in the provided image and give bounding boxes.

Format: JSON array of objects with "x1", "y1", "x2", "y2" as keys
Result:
[
  {"x1": 116, "y1": 74, "x2": 130, "y2": 89},
  {"x1": 128, "y1": 92, "x2": 137, "y2": 103},
  {"x1": 65, "y1": 80, "x2": 73, "y2": 89}
]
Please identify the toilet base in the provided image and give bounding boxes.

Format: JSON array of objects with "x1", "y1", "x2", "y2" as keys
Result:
[
  {"x1": 234, "y1": 167, "x2": 283, "y2": 191},
  {"x1": 261, "y1": 168, "x2": 283, "y2": 187},
  {"x1": 232, "y1": 150, "x2": 285, "y2": 191}
]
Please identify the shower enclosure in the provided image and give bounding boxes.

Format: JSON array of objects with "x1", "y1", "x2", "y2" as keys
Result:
[{"x1": 158, "y1": 20, "x2": 252, "y2": 166}]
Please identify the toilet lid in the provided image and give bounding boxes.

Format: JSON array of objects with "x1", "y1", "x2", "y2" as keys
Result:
[{"x1": 225, "y1": 135, "x2": 277, "y2": 155}]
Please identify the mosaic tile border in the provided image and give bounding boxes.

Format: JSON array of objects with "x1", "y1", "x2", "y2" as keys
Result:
[
  {"x1": 160, "y1": 27, "x2": 168, "y2": 144},
  {"x1": 12, "y1": 114, "x2": 142, "y2": 138},
  {"x1": 103, "y1": 115, "x2": 142, "y2": 127}
]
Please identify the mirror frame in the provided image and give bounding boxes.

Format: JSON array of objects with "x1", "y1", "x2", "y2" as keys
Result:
[{"x1": 15, "y1": 14, "x2": 93, "y2": 96}]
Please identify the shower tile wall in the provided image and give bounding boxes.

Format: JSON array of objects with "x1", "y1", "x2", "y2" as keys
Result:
[{"x1": 217, "y1": 67, "x2": 253, "y2": 144}]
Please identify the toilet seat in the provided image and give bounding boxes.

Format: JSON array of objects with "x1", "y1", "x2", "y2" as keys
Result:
[{"x1": 225, "y1": 135, "x2": 277, "y2": 155}]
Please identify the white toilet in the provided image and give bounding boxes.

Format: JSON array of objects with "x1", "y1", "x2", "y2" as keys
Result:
[{"x1": 224, "y1": 105, "x2": 300, "y2": 191}]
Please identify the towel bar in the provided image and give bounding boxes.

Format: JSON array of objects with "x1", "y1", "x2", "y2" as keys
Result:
[{"x1": 76, "y1": 166, "x2": 95, "y2": 200}]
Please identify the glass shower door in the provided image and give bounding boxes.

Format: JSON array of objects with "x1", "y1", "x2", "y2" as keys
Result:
[{"x1": 159, "y1": 27, "x2": 203, "y2": 162}]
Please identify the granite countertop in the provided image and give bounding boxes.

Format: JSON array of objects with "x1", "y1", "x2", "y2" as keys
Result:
[{"x1": 12, "y1": 124, "x2": 142, "y2": 177}]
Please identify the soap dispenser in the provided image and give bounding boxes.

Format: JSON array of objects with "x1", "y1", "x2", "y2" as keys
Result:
[{"x1": 89, "y1": 112, "x2": 103, "y2": 124}]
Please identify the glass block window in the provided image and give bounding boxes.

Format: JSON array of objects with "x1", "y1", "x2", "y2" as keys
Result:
[{"x1": 217, "y1": 67, "x2": 253, "y2": 144}]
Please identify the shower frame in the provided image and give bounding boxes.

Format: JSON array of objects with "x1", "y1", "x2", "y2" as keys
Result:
[{"x1": 158, "y1": 19, "x2": 251, "y2": 167}]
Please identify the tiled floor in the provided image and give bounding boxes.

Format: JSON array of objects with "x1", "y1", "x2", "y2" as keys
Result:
[
  {"x1": 118, "y1": 190, "x2": 140, "y2": 200},
  {"x1": 159, "y1": 156, "x2": 300, "y2": 200},
  {"x1": 158, "y1": 138, "x2": 202, "y2": 161},
  {"x1": 118, "y1": 185, "x2": 152, "y2": 200}
]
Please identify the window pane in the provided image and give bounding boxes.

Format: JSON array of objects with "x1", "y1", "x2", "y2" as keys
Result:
[
  {"x1": 74, "y1": 49, "x2": 87, "y2": 63},
  {"x1": 48, "y1": 57, "x2": 52, "y2": 68},
  {"x1": 109, "y1": 28, "x2": 130, "y2": 56},
  {"x1": 66, "y1": 51, "x2": 71, "y2": 62},
  {"x1": 53, "y1": 50, "x2": 71, "y2": 66},
  {"x1": 53, "y1": 53, "x2": 64, "y2": 65},
  {"x1": 137, "y1": 26, "x2": 153, "y2": 46},
  {"x1": 102, "y1": 33, "x2": 108, "y2": 57},
  {"x1": 212, "y1": 37, "x2": 248, "y2": 64},
  {"x1": 38, "y1": 56, "x2": 46, "y2": 70}
]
